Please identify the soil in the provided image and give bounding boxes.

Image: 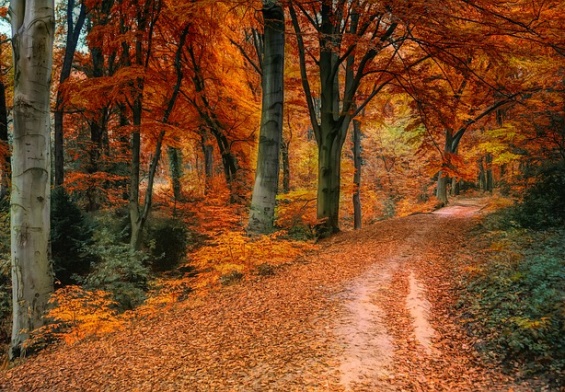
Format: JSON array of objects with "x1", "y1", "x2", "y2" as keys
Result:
[{"x1": 0, "y1": 197, "x2": 554, "y2": 391}]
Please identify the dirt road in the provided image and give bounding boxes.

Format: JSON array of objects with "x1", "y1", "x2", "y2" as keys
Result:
[{"x1": 0, "y1": 199, "x2": 542, "y2": 391}]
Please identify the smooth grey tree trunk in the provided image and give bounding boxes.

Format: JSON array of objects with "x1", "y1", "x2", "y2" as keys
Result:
[
  {"x1": 281, "y1": 136, "x2": 290, "y2": 194},
  {"x1": 248, "y1": 0, "x2": 285, "y2": 234},
  {"x1": 9, "y1": 0, "x2": 55, "y2": 358},
  {"x1": 352, "y1": 119, "x2": 362, "y2": 229}
]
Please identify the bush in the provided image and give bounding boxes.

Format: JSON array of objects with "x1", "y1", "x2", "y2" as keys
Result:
[
  {"x1": 92, "y1": 208, "x2": 130, "y2": 243},
  {"x1": 219, "y1": 270, "x2": 244, "y2": 286},
  {"x1": 460, "y1": 228, "x2": 565, "y2": 382},
  {"x1": 286, "y1": 224, "x2": 315, "y2": 241},
  {"x1": 514, "y1": 164, "x2": 565, "y2": 229},
  {"x1": 145, "y1": 217, "x2": 188, "y2": 271},
  {"x1": 255, "y1": 263, "x2": 276, "y2": 276},
  {"x1": 78, "y1": 229, "x2": 151, "y2": 311},
  {"x1": 51, "y1": 187, "x2": 96, "y2": 285}
]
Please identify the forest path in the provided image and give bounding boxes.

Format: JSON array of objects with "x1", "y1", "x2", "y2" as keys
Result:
[{"x1": 0, "y1": 198, "x2": 541, "y2": 391}]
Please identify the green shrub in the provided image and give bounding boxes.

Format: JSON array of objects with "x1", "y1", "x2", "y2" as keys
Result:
[
  {"x1": 219, "y1": 270, "x2": 244, "y2": 286},
  {"x1": 286, "y1": 224, "x2": 315, "y2": 241},
  {"x1": 460, "y1": 228, "x2": 565, "y2": 381},
  {"x1": 78, "y1": 229, "x2": 151, "y2": 311},
  {"x1": 51, "y1": 187, "x2": 96, "y2": 285},
  {"x1": 92, "y1": 208, "x2": 131, "y2": 243},
  {"x1": 514, "y1": 164, "x2": 565, "y2": 229},
  {"x1": 145, "y1": 217, "x2": 188, "y2": 271},
  {"x1": 382, "y1": 197, "x2": 395, "y2": 218},
  {"x1": 255, "y1": 263, "x2": 276, "y2": 277}
]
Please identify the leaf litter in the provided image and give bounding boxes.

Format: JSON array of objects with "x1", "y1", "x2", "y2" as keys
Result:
[{"x1": 0, "y1": 197, "x2": 554, "y2": 391}]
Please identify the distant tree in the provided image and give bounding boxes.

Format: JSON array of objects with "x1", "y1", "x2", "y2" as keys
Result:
[
  {"x1": 352, "y1": 119, "x2": 362, "y2": 229},
  {"x1": 53, "y1": 0, "x2": 87, "y2": 186}
]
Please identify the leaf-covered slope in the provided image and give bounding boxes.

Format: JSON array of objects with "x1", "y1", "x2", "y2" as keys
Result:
[{"x1": 0, "y1": 201, "x2": 549, "y2": 391}]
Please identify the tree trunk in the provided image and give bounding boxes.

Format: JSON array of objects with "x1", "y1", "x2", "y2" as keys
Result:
[
  {"x1": 281, "y1": 137, "x2": 290, "y2": 194},
  {"x1": 247, "y1": 0, "x2": 284, "y2": 234},
  {"x1": 316, "y1": 126, "x2": 346, "y2": 237},
  {"x1": 478, "y1": 157, "x2": 485, "y2": 191},
  {"x1": 167, "y1": 146, "x2": 183, "y2": 203},
  {"x1": 200, "y1": 131, "x2": 214, "y2": 194},
  {"x1": 352, "y1": 119, "x2": 362, "y2": 230},
  {"x1": 485, "y1": 153, "x2": 494, "y2": 192},
  {"x1": 129, "y1": 101, "x2": 143, "y2": 251},
  {"x1": 54, "y1": 0, "x2": 87, "y2": 186},
  {"x1": 0, "y1": 80, "x2": 9, "y2": 200},
  {"x1": 9, "y1": 0, "x2": 55, "y2": 358},
  {"x1": 451, "y1": 177, "x2": 460, "y2": 196},
  {"x1": 208, "y1": 127, "x2": 239, "y2": 202},
  {"x1": 437, "y1": 129, "x2": 459, "y2": 205},
  {"x1": 289, "y1": 4, "x2": 379, "y2": 235},
  {"x1": 127, "y1": 0, "x2": 161, "y2": 252},
  {"x1": 436, "y1": 172, "x2": 449, "y2": 206}
]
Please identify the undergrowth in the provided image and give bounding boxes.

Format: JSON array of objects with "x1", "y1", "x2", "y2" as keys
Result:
[
  {"x1": 0, "y1": 200, "x2": 10, "y2": 346},
  {"x1": 459, "y1": 210, "x2": 565, "y2": 386}
]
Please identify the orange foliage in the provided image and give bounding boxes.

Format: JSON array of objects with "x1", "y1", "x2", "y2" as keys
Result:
[
  {"x1": 187, "y1": 230, "x2": 317, "y2": 291},
  {"x1": 65, "y1": 171, "x2": 129, "y2": 209},
  {"x1": 0, "y1": 141, "x2": 8, "y2": 164},
  {"x1": 276, "y1": 190, "x2": 318, "y2": 229},
  {"x1": 31, "y1": 286, "x2": 123, "y2": 347}
]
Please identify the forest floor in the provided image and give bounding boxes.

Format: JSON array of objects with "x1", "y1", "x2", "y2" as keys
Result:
[{"x1": 0, "y1": 197, "x2": 556, "y2": 391}]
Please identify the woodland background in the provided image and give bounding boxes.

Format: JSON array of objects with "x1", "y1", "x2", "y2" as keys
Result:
[{"x1": 0, "y1": 0, "x2": 563, "y2": 386}]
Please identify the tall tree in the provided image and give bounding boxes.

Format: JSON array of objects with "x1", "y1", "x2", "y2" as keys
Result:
[
  {"x1": 133, "y1": 20, "x2": 190, "y2": 242},
  {"x1": 247, "y1": 0, "x2": 285, "y2": 234},
  {"x1": 180, "y1": 5, "x2": 259, "y2": 203},
  {"x1": 124, "y1": 0, "x2": 161, "y2": 251},
  {"x1": 289, "y1": 1, "x2": 411, "y2": 235},
  {"x1": 352, "y1": 119, "x2": 362, "y2": 229},
  {"x1": 53, "y1": 0, "x2": 87, "y2": 186},
  {"x1": 9, "y1": 0, "x2": 55, "y2": 358}
]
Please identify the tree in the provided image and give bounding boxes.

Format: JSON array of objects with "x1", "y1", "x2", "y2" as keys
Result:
[
  {"x1": 9, "y1": 0, "x2": 55, "y2": 358},
  {"x1": 289, "y1": 0, "x2": 412, "y2": 235},
  {"x1": 53, "y1": 0, "x2": 87, "y2": 186},
  {"x1": 352, "y1": 119, "x2": 362, "y2": 229},
  {"x1": 247, "y1": 0, "x2": 285, "y2": 234},
  {"x1": 179, "y1": 4, "x2": 259, "y2": 203},
  {"x1": 124, "y1": 0, "x2": 161, "y2": 252},
  {"x1": 133, "y1": 20, "x2": 190, "y2": 246}
]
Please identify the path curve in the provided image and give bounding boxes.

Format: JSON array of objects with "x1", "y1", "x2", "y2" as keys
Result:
[
  {"x1": 0, "y1": 198, "x2": 543, "y2": 391},
  {"x1": 330, "y1": 200, "x2": 487, "y2": 391}
]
